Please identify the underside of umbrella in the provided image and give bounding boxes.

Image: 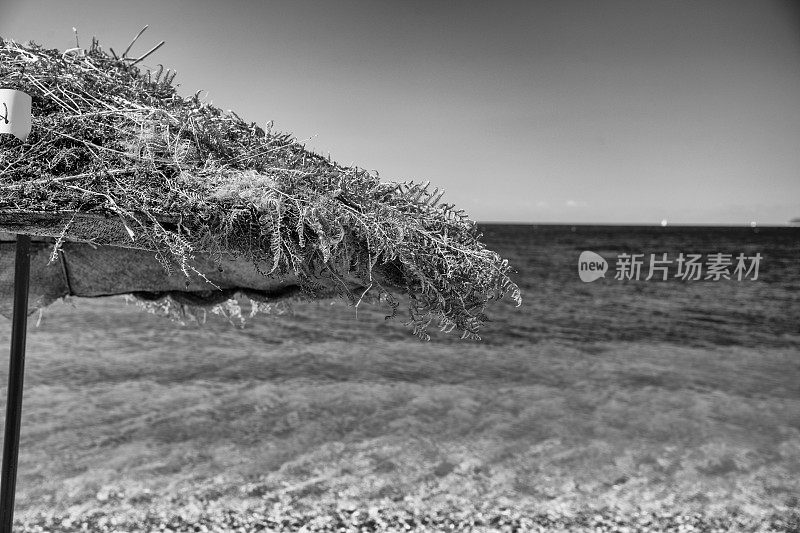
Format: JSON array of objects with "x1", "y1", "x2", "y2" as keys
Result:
[{"x1": 0, "y1": 212, "x2": 402, "y2": 318}]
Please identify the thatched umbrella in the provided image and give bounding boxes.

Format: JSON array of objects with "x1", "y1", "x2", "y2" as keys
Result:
[{"x1": 0, "y1": 35, "x2": 521, "y2": 529}]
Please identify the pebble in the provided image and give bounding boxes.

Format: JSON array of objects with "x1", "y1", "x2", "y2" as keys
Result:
[{"x1": 15, "y1": 505, "x2": 800, "y2": 532}]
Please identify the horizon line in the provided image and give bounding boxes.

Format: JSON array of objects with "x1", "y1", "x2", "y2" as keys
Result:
[{"x1": 476, "y1": 221, "x2": 798, "y2": 227}]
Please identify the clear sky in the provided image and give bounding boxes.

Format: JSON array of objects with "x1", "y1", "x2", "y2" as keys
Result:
[{"x1": 2, "y1": 0, "x2": 799, "y2": 224}]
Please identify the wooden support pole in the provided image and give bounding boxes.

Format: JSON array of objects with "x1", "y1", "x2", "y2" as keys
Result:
[{"x1": 0, "y1": 234, "x2": 31, "y2": 532}]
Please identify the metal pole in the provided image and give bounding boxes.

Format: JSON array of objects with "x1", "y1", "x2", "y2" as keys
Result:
[{"x1": 0, "y1": 234, "x2": 31, "y2": 532}]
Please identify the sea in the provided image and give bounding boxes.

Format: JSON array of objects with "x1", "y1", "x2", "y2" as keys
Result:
[
  {"x1": 4, "y1": 223, "x2": 800, "y2": 525},
  {"x1": 475, "y1": 224, "x2": 800, "y2": 348}
]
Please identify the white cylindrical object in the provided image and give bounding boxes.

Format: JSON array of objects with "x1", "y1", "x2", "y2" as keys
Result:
[{"x1": 0, "y1": 89, "x2": 32, "y2": 142}]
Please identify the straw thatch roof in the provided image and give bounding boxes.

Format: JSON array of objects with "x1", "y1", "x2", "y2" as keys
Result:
[{"x1": 0, "y1": 36, "x2": 520, "y2": 339}]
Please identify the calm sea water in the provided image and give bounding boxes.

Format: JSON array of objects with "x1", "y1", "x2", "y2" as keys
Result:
[{"x1": 474, "y1": 224, "x2": 800, "y2": 348}]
